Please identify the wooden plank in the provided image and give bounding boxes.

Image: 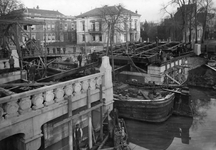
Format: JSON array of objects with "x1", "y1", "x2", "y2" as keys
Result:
[
  {"x1": 97, "y1": 135, "x2": 109, "y2": 150},
  {"x1": 87, "y1": 89, "x2": 93, "y2": 149},
  {"x1": 165, "y1": 73, "x2": 181, "y2": 85},
  {"x1": 53, "y1": 103, "x2": 102, "y2": 128},
  {"x1": 0, "y1": 82, "x2": 56, "y2": 87},
  {"x1": 68, "y1": 96, "x2": 73, "y2": 150},
  {"x1": 0, "y1": 87, "x2": 15, "y2": 95},
  {"x1": 37, "y1": 61, "x2": 99, "y2": 82},
  {"x1": 99, "y1": 85, "x2": 103, "y2": 140}
]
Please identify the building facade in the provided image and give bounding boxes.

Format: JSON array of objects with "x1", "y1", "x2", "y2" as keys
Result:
[
  {"x1": 22, "y1": 6, "x2": 76, "y2": 47},
  {"x1": 76, "y1": 5, "x2": 141, "y2": 47}
]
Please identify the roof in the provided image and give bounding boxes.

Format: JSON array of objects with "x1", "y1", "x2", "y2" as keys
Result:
[
  {"x1": 76, "y1": 5, "x2": 140, "y2": 18},
  {"x1": 0, "y1": 18, "x2": 45, "y2": 25},
  {"x1": 26, "y1": 8, "x2": 64, "y2": 17},
  {"x1": 0, "y1": 9, "x2": 45, "y2": 25}
]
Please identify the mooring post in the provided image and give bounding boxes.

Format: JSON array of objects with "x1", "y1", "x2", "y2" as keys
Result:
[
  {"x1": 68, "y1": 96, "x2": 73, "y2": 150},
  {"x1": 87, "y1": 89, "x2": 93, "y2": 148},
  {"x1": 100, "y1": 84, "x2": 103, "y2": 140}
]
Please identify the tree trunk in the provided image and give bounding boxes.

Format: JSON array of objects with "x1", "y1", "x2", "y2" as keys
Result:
[
  {"x1": 106, "y1": 24, "x2": 111, "y2": 56},
  {"x1": 202, "y1": 2, "x2": 209, "y2": 43},
  {"x1": 110, "y1": 24, "x2": 115, "y2": 81},
  {"x1": 195, "y1": 0, "x2": 198, "y2": 43}
]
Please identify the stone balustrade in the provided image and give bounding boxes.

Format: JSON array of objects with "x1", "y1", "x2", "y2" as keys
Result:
[
  {"x1": 0, "y1": 72, "x2": 104, "y2": 122},
  {"x1": 0, "y1": 56, "x2": 113, "y2": 150}
]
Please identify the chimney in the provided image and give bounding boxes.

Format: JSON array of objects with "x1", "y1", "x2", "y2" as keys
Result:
[
  {"x1": 135, "y1": 10, "x2": 137, "y2": 14},
  {"x1": 36, "y1": 5, "x2": 39, "y2": 9}
]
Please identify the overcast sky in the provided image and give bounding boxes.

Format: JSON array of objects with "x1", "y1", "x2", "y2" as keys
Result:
[{"x1": 21, "y1": 0, "x2": 174, "y2": 22}]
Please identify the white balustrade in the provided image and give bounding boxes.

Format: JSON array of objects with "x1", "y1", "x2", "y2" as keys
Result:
[{"x1": 0, "y1": 69, "x2": 105, "y2": 122}]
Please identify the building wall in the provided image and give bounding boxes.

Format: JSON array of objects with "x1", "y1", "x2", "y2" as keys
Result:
[
  {"x1": 76, "y1": 14, "x2": 140, "y2": 45},
  {"x1": 22, "y1": 10, "x2": 76, "y2": 47}
]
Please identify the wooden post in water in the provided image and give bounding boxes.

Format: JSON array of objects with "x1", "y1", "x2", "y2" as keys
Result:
[
  {"x1": 100, "y1": 84, "x2": 103, "y2": 140},
  {"x1": 87, "y1": 89, "x2": 93, "y2": 148},
  {"x1": 68, "y1": 96, "x2": 73, "y2": 150}
]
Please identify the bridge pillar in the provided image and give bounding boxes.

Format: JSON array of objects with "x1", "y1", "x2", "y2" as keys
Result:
[
  {"x1": 16, "y1": 134, "x2": 42, "y2": 150},
  {"x1": 99, "y1": 56, "x2": 113, "y2": 113}
]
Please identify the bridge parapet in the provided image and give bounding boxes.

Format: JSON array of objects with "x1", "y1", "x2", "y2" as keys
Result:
[
  {"x1": 0, "y1": 56, "x2": 113, "y2": 150},
  {"x1": 0, "y1": 72, "x2": 104, "y2": 122}
]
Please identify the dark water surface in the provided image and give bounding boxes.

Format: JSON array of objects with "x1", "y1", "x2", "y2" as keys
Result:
[{"x1": 126, "y1": 88, "x2": 216, "y2": 150}]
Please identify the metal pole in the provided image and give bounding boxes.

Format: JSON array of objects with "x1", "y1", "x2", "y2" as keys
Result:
[
  {"x1": 44, "y1": 20, "x2": 47, "y2": 76},
  {"x1": 125, "y1": 16, "x2": 128, "y2": 54},
  {"x1": 87, "y1": 89, "x2": 92, "y2": 148},
  {"x1": 68, "y1": 96, "x2": 73, "y2": 150}
]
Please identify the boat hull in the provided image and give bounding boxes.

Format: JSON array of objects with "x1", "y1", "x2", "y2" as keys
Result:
[{"x1": 114, "y1": 94, "x2": 175, "y2": 123}]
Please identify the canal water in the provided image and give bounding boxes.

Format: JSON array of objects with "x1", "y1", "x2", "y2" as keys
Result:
[{"x1": 126, "y1": 87, "x2": 216, "y2": 150}]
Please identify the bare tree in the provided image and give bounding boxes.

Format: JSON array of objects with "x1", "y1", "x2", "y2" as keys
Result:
[
  {"x1": 0, "y1": 0, "x2": 24, "y2": 16},
  {"x1": 197, "y1": 0, "x2": 216, "y2": 42},
  {"x1": 161, "y1": 0, "x2": 196, "y2": 43},
  {"x1": 98, "y1": 5, "x2": 130, "y2": 79}
]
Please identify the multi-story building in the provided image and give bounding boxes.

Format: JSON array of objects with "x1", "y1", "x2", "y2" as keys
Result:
[
  {"x1": 76, "y1": 5, "x2": 141, "y2": 47},
  {"x1": 22, "y1": 6, "x2": 76, "y2": 47}
]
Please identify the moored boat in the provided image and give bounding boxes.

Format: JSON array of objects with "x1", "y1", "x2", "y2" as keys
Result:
[{"x1": 113, "y1": 82, "x2": 175, "y2": 122}]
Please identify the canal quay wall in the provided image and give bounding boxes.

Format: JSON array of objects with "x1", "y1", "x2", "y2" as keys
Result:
[{"x1": 0, "y1": 56, "x2": 113, "y2": 150}]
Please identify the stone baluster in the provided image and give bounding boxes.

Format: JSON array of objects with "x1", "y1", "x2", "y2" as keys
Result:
[
  {"x1": 64, "y1": 84, "x2": 73, "y2": 97},
  {"x1": 32, "y1": 93, "x2": 44, "y2": 110},
  {"x1": 89, "y1": 78, "x2": 96, "y2": 90},
  {"x1": 54, "y1": 87, "x2": 65, "y2": 102},
  {"x1": 44, "y1": 90, "x2": 55, "y2": 106},
  {"x1": 18, "y1": 96, "x2": 32, "y2": 114},
  {"x1": 81, "y1": 80, "x2": 89, "y2": 93},
  {"x1": 95, "y1": 76, "x2": 102, "y2": 89},
  {"x1": 3, "y1": 100, "x2": 19, "y2": 119},
  {"x1": 73, "y1": 82, "x2": 82, "y2": 95}
]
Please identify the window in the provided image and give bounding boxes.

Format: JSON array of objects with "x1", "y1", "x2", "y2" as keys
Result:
[
  {"x1": 124, "y1": 34, "x2": 126, "y2": 41},
  {"x1": 82, "y1": 21, "x2": 85, "y2": 31},
  {"x1": 59, "y1": 22, "x2": 63, "y2": 30},
  {"x1": 31, "y1": 25, "x2": 35, "y2": 30},
  {"x1": 99, "y1": 22, "x2": 102, "y2": 31},
  {"x1": 23, "y1": 25, "x2": 27, "y2": 30},
  {"x1": 47, "y1": 25, "x2": 51, "y2": 30},
  {"x1": 124, "y1": 22, "x2": 127, "y2": 30},
  {"x1": 93, "y1": 22, "x2": 95, "y2": 31},
  {"x1": 65, "y1": 23, "x2": 68, "y2": 30},
  {"x1": 99, "y1": 35, "x2": 102, "y2": 41},
  {"x1": 135, "y1": 19, "x2": 137, "y2": 30},
  {"x1": 52, "y1": 33, "x2": 55, "y2": 40},
  {"x1": 82, "y1": 34, "x2": 85, "y2": 41},
  {"x1": 71, "y1": 23, "x2": 75, "y2": 30},
  {"x1": 130, "y1": 19, "x2": 132, "y2": 28},
  {"x1": 48, "y1": 33, "x2": 51, "y2": 41},
  {"x1": 51, "y1": 24, "x2": 55, "y2": 30},
  {"x1": 92, "y1": 35, "x2": 95, "y2": 41}
]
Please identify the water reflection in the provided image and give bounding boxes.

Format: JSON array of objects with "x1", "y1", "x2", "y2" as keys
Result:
[
  {"x1": 125, "y1": 116, "x2": 193, "y2": 150},
  {"x1": 125, "y1": 88, "x2": 216, "y2": 150}
]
